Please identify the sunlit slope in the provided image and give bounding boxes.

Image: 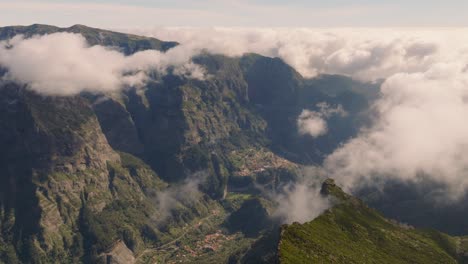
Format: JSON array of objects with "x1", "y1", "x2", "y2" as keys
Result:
[{"x1": 279, "y1": 179, "x2": 468, "y2": 264}]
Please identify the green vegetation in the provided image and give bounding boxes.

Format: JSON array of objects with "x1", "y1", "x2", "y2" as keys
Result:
[
  {"x1": 2, "y1": 24, "x2": 467, "y2": 264},
  {"x1": 279, "y1": 180, "x2": 468, "y2": 264},
  {"x1": 222, "y1": 193, "x2": 253, "y2": 212}
]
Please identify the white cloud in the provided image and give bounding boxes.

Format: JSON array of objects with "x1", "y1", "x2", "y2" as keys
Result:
[
  {"x1": 3, "y1": 28, "x2": 466, "y2": 96},
  {"x1": 324, "y1": 61, "x2": 468, "y2": 198},
  {"x1": 0, "y1": 32, "x2": 205, "y2": 95},
  {"x1": 129, "y1": 27, "x2": 468, "y2": 198},
  {"x1": 298, "y1": 103, "x2": 347, "y2": 138},
  {"x1": 297, "y1": 110, "x2": 328, "y2": 138},
  {"x1": 4, "y1": 27, "x2": 468, "y2": 199},
  {"x1": 269, "y1": 167, "x2": 330, "y2": 224},
  {"x1": 273, "y1": 181, "x2": 330, "y2": 224},
  {"x1": 128, "y1": 28, "x2": 466, "y2": 79}
]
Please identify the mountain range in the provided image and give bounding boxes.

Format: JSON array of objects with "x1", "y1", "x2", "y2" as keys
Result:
[{"x1": 0, "y1": 24, "x2": 466, "y2": 264}]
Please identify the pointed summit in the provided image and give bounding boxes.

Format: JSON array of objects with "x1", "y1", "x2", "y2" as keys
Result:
[
  {"x1": 319, "y1": 178, "x2": 337, "y2": 196},
  {"x1": 320, "y1": 178, "x2": 351, "y2": 202}
]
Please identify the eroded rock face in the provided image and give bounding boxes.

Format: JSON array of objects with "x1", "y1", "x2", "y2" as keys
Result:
[
  {"x1": 0, "y1": 25, "x2": 382, "y2": 263},
  {"x1": 91, "y1": 96, "x2": 144, "y2": 156},
  {"x1": 100, "y1": 241, "x2": 135, "y2": 264},
  {"x1": 0, "y1": 83, "x2": 120, "y2": 262},
  {"x1": 0, "y1": 83, "x2": 119, "y2": 170}
]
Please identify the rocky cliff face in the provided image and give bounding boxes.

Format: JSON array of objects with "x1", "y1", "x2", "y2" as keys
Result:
[
  {"x1": 0, "y1": 24, "x2": 381, "y2": 263},
  {"x1": 89, "y1": 53, "x2": 377, "y2": 197},
  {"x1": 4, "y1": 24, "x2": 468, "y2": 264},
  {"x1": 0, "y1": 81, "x2": 215, "y2": 263},
  {"x1": 0, "y1": 82, "x2": 125, "y2": 262},
  {"x1": 99, "y1": 240, "x2": 135, "y2": 264}
]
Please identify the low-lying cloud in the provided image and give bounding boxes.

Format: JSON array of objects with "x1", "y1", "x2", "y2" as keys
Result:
[
  {"x1": 298, "y1": 103, "x2": 347, "y2": 138},
  {"x1": 129, "y1": 27, "x2": 468, "y2": 198},
  {"x1": 273, "y1": 180, "x2": 330, "y2": 224},
  {"x1": 325, "y1": 62, "x2": 468, "y2": 198},
  {"x1": 0, "y1": 32, "x2": 205, "y2": 95},
  {"x1": 297, "y1": 110, "x2": 328, "y2": 138},
  {"x1": 257, "y1": 167, "x2": 330, "y2": 224},
  {"x1": 136, "y1": 28, "x2": 468, "y2": 198},
  {"x1": 4, "y1": 27, "x2": 468, "y2": 199},
  {"x1": 153, "y1": 171, "x2": 205, "y2": 224},
  {"x1": 128, "y1": 28, "x2": 463, "y2": 80}
]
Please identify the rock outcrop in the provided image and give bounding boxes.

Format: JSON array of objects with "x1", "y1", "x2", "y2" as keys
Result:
[{"x1": 99, "y1": 240, "x2": 135, "y2": 264}]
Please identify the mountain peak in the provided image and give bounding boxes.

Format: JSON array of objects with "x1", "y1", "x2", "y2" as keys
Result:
[
  {"x1": 68, "y1": 24, "x2": 89, "y2": 29},
  {"x1": 320, "y1": 178, "x2": 337, "y2": 194},
  {"x1": 280, "y1": 178, "x2": 468, "y2": 264},
  {"x1": 0, "y1": 23, "x2": 178, "y2": 54},
  {"x1": 320, "y1": 178, "x2": 351, "y2": 202}
]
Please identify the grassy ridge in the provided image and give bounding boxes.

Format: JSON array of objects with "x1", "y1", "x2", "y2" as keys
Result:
[{"x1": 279, "y1": 180, "x2": 468, "y2": 264}]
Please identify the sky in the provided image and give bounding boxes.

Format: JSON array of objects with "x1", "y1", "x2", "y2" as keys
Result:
[{"x1": 0, "y1": 0, "x2": 468, "y2": 28}]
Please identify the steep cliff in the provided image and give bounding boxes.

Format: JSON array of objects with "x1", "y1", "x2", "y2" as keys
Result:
[
  {"x1": 0, "y1": 82, "x2": 120, "y2": 262},
  {"x1": 0, "y1": 24, "x2": 382, "y2": 263}
]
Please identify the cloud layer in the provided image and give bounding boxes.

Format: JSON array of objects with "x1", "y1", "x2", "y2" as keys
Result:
[
  {"x1": 130, "y1": 27, "x2": 468, "y2": 197},
  {"x1": 325, "y1": 63, "x2": 468, "y2": 198},
  {"x1": 0, "y1": 32, "x2": 204, "y2": 95},
  {"x1": 130, "y1": 28, "x2": 465, "y2": 80},
  {"x1": 4, "y1": 27, "x2": 468, "y2": 199}
]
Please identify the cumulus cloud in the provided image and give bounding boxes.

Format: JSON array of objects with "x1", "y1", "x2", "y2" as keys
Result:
[
  {"x1": 0, "y1": 32, "x2": 205, "y2": 95},
  {"x1": 297, "y1": 110, "x2": 327, "y2": 138},
  {"x1": 298, "y1": 102, "x2": 347, "y2": 138},
  {"x1": 127, "y1": 28, "x2": 463, "y2": 80},
  {"x1": 269, "y1": 167, "x2": 330, "y2": 224},
  {"x1": 5, "y1": 27, "x2": 468, "y2": 199},
  {"x1": 129, "y1": 27, "x2": 468, "y2": 198},
  {"x1": 273, "y1": 181, "x2": 330, "y2": 224},
  {"x1": 127, "y1": 27, "x2": 468, "y2": 198},
  {"x1": 324, "y1": 61, "x2": 468, "y2": 198},
  {"x1": 1, "y1": 28, "x2": 463, "y2": 95}
]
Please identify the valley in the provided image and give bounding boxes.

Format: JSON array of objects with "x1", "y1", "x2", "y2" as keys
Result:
[{"x1": 0, "y1": 24, "x2": 468, "y2": 264}]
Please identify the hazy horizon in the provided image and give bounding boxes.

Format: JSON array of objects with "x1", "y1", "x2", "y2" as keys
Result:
[{"x1": 1, "y1": 0, "x2": 468, "y2": 28}]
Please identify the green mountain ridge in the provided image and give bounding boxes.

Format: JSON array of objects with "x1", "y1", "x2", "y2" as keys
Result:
[{"x1": 279, "y1": 179, "x2": 468, "y2": 264}]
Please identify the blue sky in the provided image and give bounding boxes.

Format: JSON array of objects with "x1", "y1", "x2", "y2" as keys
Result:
[{"x1": 0, "y1": 0, "x2": 467, "y2": 28}]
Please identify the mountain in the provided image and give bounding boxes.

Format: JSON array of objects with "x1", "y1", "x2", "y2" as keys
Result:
[
  {"x1": 2, "y1": 24, "x2": 462, "y2": 264},
  {"x1": 278, "y1": 179, "x2": 468, "y2": 264},
  {"x1": 0, "y1": 24, "x2": 178, "y2": 54}
]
